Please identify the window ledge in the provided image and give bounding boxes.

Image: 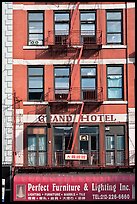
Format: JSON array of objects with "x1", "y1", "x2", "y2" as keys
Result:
[
  {"x1": 103, "y1": 101, "x2": 128, "y2": 104},
  {"x1": 102, "y1": 45, "x2": 127, "y2": 49},
  {"x1": 23, "y1": 46, "x2": 49, "y2": 50},
  {"x1": 23, "y1": 101, "x2": 49, "y2": 105}
]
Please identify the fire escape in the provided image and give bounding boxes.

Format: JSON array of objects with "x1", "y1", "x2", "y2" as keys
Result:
[{"x1": 45, "y1": 2, "x2": 103, "y2": 166}]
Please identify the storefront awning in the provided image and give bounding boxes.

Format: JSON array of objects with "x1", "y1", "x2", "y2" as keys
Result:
[{"x1": 13, "y1": 173, "x2": 135, "y2": 201}]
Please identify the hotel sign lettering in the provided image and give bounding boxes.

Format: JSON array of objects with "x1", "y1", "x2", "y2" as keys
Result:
[{"x1": 38, "y1": 114, "x2": 126, "y2": 123}]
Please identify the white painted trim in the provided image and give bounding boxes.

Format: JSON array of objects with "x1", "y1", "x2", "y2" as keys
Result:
[
  {"x1": 13, "y1": 58, "x2": 130, "y2": 65},
  {"x1": 68, "y1": 101, "x2": 83, "y2": 104},
  {"x1": 23, "y1": 46, "x2": 49, "y2": 50},
  {"x1": 12, "y1": 3, "x2": 135, "y2": 10},
  {"x1": 102, "y1": 45, "x2": 127, "y2": 49},
  {"x1": 23, "y1": 101, "x2": 49, "y2": 105},
  {"x1": 103, "y1": 101, "x2": 128, "y2": 105}
]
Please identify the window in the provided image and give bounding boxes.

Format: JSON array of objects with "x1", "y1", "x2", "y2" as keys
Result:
[
  {"x1": 106, "y1": 11, "x2": 122, "y2": 44},
  {"x1": 54, "y1": 126, "x2": 73, "y2": 166},
  {"x1": 81, "y1": 66, "x2": 97, "y2": 100},
  {"x1": 80, "y1": 126, "x2": 99, "y2": 165},
  {"x1": 107, "y1": 65, "x2": 123, "y2": 100},
  {"x1": 28, "y1": 66, "x2": 44, "y2": 101},
  {"x1": 105, "y1": 126, "x2": 125, "y2": 165},
  {"x1": 27, "y1": 127, "x2": 47, "y2": 166},
  {"x1": 54, "y1": 66, "x2": 70, "y2": 100},
  {"x1": 54, "y1": 11, "x2": 69, "y2": 44},
  {"x1": 28, "y1": 12, "x2": 44, "y2": 45},
  {"x1": 80, "y1": 11, "x2": 96, "y2": 44}
]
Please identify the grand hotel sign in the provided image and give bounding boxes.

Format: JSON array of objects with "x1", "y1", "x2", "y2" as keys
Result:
[{"x1": 37, "y1": 114, "x2": 127, "y2": 123}]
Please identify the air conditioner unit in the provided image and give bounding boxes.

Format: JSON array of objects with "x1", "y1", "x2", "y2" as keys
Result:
[
  {"x1": 105, "y1": 126, "x2": 110, "y2": 131},
  {"x1": 80, "y1": 135, "x2": 89, "y2": 141}
]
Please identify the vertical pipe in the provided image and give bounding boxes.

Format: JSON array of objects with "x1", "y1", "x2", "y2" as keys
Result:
[{"x1": 12, "y1": 91, "x2": 16, "y2": 176}]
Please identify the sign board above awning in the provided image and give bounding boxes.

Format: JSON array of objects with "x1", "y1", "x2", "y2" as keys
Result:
[{"x1": 13, "y1": 173, "x2": 135, "y2": 201}]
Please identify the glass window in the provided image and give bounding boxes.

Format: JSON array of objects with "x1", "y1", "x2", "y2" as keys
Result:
[
  {"x1": 81, "y1": 66, "x2": 97, "y2": 100},
  {"x1": 54, "y1": 12, "x2": 69, "y2": 43},
  {"x1": 28, "y1": 12, "x2": 44, "y2": 45},
  {"x1": 28, "y1": 67, "x2": 44, "y2": 101},
  {"x1": 107, "y1": 66, "x2": 123, "y2": 100},
  {"x1": 106, "y1": 11, "x2": 122, "y2": 44},
  {"x1": 54, "y1": 66, "x2": 70, "y2": 100},
  {"x1": 105, "y1": 126, "x2": 125, "y2": 166},
  {"x1": 27, "y1": 127, "x2": 47, "y2": 166},
  {"x1": 80, "y1": 11, "x2": 96, "y2": 43}
]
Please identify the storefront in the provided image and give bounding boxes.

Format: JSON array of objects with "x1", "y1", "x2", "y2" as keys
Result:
[{"x1": 13, "y1": 173, "x2": 135, "y2": 201}]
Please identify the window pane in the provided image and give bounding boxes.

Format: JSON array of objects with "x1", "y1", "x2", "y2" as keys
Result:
[
  {"x1": 106, "y1": 136, "x2": 114, "y2": 150},
  {"x1": 54, "y1": 136, "x2": 62, "y2": 150},
  {"x1": 117, "y1": 151, "x2": 124, "y2": 165},
  {"x1": 107, "y1": 67, "x2": 122, "y2": 74},
  {"x1": 82, "y1": 78, "x2": 95, "y2": 89},
  {"x1": 29, "y1": 68, "x2": 43, "y2": 75},
  {"x1": 107, "y1": 34, "x2": 121, "y2": 43},
  {"x1": 29, "y1": 91, "x2": 43, "y2": 100},
  {"x1": 81, "y1": 68, "x2": 96, "y2": 76},
  {"x1": 39, "y1": 136, "x2": 46, "y2": 150},
  {"x1": 108, "y1": 88, "x2": 122, "y2": 98},
  {"x1": 29, "y1": 22, "x2": 43, "y2": 33},
  {"x1": 106, "y1": 151, "x2": 114, "y2": 165},
  {"x1": 55, "y1": 68, "x2": 69, "y2": 76},
  {"x1": 55, "y1": 24, "x2": 69, "y2": 34},
  {"x1": 80, "y1": 126, "x2": 98, "y2": 134},
  {"x1": 80, "y1": 141, "x2": 88, "y2": 152},
  {"x1": 107, "y1": 21, "x2": 121, "y2": 32},
  {"x1": 117, "y1": 136, "x2": 124, "y2": 150},
  {"x1": 29, "y1": 77, "x2": 43, "y2": 88},
  {"x1": 81, "y1": 24, "x2": 95, "y2": 32},
  {"x1": 81, "y1": 13, "x2": 95, "y2": 21},
  {"x1": 28, "y1": 136, "x2": 36, "y2": 150},
  {"x1": 55, "y1": 13, "x2": 69, "y2": 21},
  {"x1": 55, "y1": 78, "x2": 69, "y2": 89},
  {"x1": 108, "y1": 76, "x2": 122, "y2": 87},
  {"x1": 28, "y1": 152, "x2": 36, "y2": 166},
  {"x1": 107, "y1": 12, "x2": 121, "y2": 20},
  {"x1": 91, "y1": 136, "x2": 96, "y2": 150},
  {"x1": 39, "y1": 152, "x2": 46, "y2": 166},
  {"x1": 29, "y1": 13, "x2": 43, "y2": 21}
]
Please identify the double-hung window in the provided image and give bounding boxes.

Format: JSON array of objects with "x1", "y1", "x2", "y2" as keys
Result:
[
  {"x1": 80, "y1": 11, "x2": 96, "y2": 44},
  {"x1": 28, "y1": 12, "x2": 44, "y2": 45},
  {"x1": 54, "y1": 66, "x2": 70, "y2": 100},
  {"x1": 105, "y1": 125, "x2": 125, "y2": 166},
  {"x1": 106, "y1": 10, "x2": 122, "y2": 44},
  {"x1": 81, "y1": 66, "x2": 97, "y2": 100},
  {"x1": 107, "y1": 65, "x2": 123, "y2": 100},
  {"x1": 27, "y1": 127, "x2": 47, "y2": 166},
  {"x1": 54, "y1": 11, "x2": 69, "y2": 44},
  {"x1": 28, "y1": 66, "x2": 44, "y2": 101}
]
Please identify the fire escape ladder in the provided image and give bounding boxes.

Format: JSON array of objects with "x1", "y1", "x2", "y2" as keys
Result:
[{"x1": 70, "y1": 102, "x2": 84, "y2": 154}]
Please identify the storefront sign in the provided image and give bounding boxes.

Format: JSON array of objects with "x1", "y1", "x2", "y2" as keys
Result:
[
  {"x1": 13, "y1": 174, "x2": 135, "y2": 201},
  {"x1": 37, "y1": 114, "x2": 127, "y2": 123},
  {"x1": 65, "y1": 154, "x2": 87, "y2": 160}
]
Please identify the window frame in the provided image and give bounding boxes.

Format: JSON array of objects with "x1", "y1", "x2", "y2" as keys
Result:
[
  {"x1": 27, "y1": 11, "x2": 44, "y2": 46},
  {"x1": 27, "y1": 66, "x2": 44, "y2": 101},
  {"x1": 54, "y1": 65, "x2": 70, "y2": 100},
  {"x1": 105, "y1": 125, "x2": 125, "y2": 166},
  {"x1": 54, "y1": 11, "x2": 70, "y2": 44},
  {"x1": 80, "y1": 10, "x2": 96, "y2": 44},
  {"x1": 106, "y1": 65, "x2": 124, "y2": 100},
  {"x1": 27, "y1": 126, "x2": 47, "y2": 166},
  {"x1": 106, "y1": 10, "x2": 123, "y2": 44},
  {"x1": 80, "y1": 65, "x2": 97, "y2": 100}
]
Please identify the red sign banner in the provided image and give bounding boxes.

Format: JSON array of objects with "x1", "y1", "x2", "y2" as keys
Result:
[{"x1": 13, "y1": 173, "x2": 135, "y2": 201}]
